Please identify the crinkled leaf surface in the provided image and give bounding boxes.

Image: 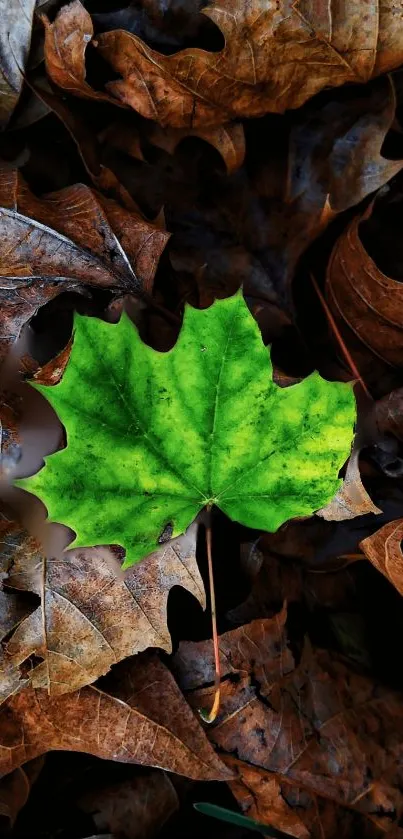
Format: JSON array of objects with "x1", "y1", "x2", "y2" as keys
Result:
[{"x1": 19, "y1": 292, "x2": 355, "y2": 567}]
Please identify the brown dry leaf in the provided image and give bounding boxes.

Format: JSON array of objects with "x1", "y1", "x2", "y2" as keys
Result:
[
  {"x1": 289, "y1": 75, "x2": 403, "y2": 214},
  {"x1": 78, "y1": 769, "x2": 179, "y2": 839},
  {"x1": 326, "y1": 203, "x2": 403, "y2": 371},
  {"x1": 0, "y1": 166, "x2": 169, "y2": 362},
  {"x1": 227, "y1": 760, "x2": 399, "y2": 839},
  {"x1": 228, "y1": 762, "x2": 310, "y2": 839},
  {"x1": 0, "y1": 757, "x2": 44, "y2": 830},
  {"x1": 30, "y1": 80, "x2": 137, "y2": 210},
  {"x1": 41, "y1": 1, "x2": 117, "y2": 104},
  {"x1": 0, "y1": 654, "x2": 232, "y2": 781},
  {"x1": 360, "y1": 519, "x2": 403, "y2": 595},
  {"x1": 101, "y1": 117, "x2": 245, "y2": 175},
  {"x1": 1, "y1": 515, "x2": 205, "y2": 695},
  {"x1": 174, "y1": 611, "x2": 403, "y2": 836},
  {"x1": 94, "y1": 1, "x2": 403, "y2": 127},
  {"x1": 165, "y1": 75, "x2": 403, "y2": 316},
  {"x1": 173, "y1": 604, "x2": 294, "y2": 691},
  {"x1": 30, "y1": 337, "x2": 74, "y2": 386},
  {"x1": 0, "y1": 1, "x2": 36, "y2": 126},
  {"x1": 318, "y1": 445, "x2": 381, "y2": 521},
  {"x1": 147, "y1": 122, "x2": 245, "y2": 175}
]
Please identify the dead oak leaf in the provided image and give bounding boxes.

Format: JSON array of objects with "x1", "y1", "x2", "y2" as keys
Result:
[
  {"x1": 102, "y1": 118, "x2": 245, "y2": 175},
  {"x1": 0, "y1": 654, "x2": 232, "y2": 781},
  {"x1": 1, "y1": 515, "x2": 205, "y2": 695},
  {"x1": 174, "y1": 611, "x2": 403, "y2": 833},
  {"x1": 0, "y1": 166, "x2": 169, "y2": 363},
  {"x1": 145, "y1": 122, "x2": 245, "y2": 175},
  {"x1": 227, "y1": 759, "x2": 398, "y2": 839},
  {"x1": 41, "y1": 0, "x2": 117, "y2": 104},
  {"x1": 93, "y1": 0, "x2": 403, "y2": 127},
  {"x1": 360, "y1": 519, "x2": 403, "y2": 596}
]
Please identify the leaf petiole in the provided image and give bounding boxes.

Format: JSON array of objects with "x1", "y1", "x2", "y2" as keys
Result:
[{"x1": 199, "y1": 505, "x2": 221, "y2": 724}]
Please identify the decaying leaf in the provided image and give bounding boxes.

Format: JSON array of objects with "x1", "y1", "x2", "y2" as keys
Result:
[
  {"x1": 146, "y1": 122, "x2": 246, "y2": 176},
  {"x1": 289, "y1": 75, "x2": 403, "y2": 214},
  {"x1": 1, "y1": 512, "x2": 205, "y2": 695},
  {"x1": 165, "y1": 76, "x2": 403, "y2": 314},
  {"x1": 30, "y1": 337, "x2": 74, "y2": 387},
  {"x1": 77, "y1": 770, "x2": 179, "y2": 839},
  {"x1": 0, "y1": 654, "x2": 232, "y2": 781},
  {"x1": 41, "y1": 1, "x2": 117, "y2": 104},
  {"x1": 0, "y1": 1, "x2": 36, "y2": 126},
  {"x1": 227, "y1": 759, "x2": 398, "y2": 839},
  {"x1": 174, "y1": 609, "x2": 403, "y2": 835},
  {"x1": 0, "y1": 757, "x2": 44, "y2": 830},
  {"x1": 0, "y1": 166, "x2": 169, "y2": 362},
  {"x1": 318, "y1": 445, "x2": 381, "y2": 521},
  {"x1": 102, "y1": 117, "x2": 246, "y2": 175},
  {"x1": 326, "y1": 203, "x2": 403, "y2": 371},
  {"x1": 93, "y1": 0, "x2": 403, "y2": 126},
  {"x1": 361, "y1": 519, "x2": 403, "y2": 596},
  {"x1": 174, "y1": 604, "x2": 293, "y2": 692},
  {"x1": 19, "y1": 292, "x2": 355, "y2": 567}
]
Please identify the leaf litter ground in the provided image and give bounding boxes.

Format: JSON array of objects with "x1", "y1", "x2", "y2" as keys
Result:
[{"x1": 2, "y1": 2, "x2": 403, "y2": 839}]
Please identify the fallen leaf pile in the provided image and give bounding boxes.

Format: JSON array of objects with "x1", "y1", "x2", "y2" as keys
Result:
[{"x1": 2, "y1": 2, "x2": 403, "y2": 838}]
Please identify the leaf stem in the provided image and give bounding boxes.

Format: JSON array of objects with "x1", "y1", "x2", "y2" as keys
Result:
[{"x1": 199, "y1": 507, "x2": 221, "y2": 724}]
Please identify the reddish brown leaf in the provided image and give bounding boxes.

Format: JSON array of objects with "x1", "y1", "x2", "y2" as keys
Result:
[
  {"x1": 41, "y1": 1, "x2": 117, "y2": 104},
  {"x1": 1, "y1": 513, "x2": 205, "y2": 695},
  {"x1": 146, "y1": 122, "x2": 245, "y2": 175},
  {"x1": 0, "y1": 655, "x2": 232, "y2": 781},
  {"x1": 228, "y1": 762, "x2": 310, "y2": 839},
  {"x1": 227, "y1": 759, "x2": 399, "y2": 839},
  {"x1": 94, "y1": 1, "x2": 403, "y2": 127},
  {"x1": 101, "y1": 116, "x2": 245, "y2": 178},
  {"x1": 0, "y1": 167, "x2": 169, "y2": 362},
  {"x1": 326, "y1": 203, "x2": 403, "y2": 371},
  {"x1": 174, "y1": 612, "x2": 403, "y2": 835},
  {"x1": 30, "y1": 338, "x2": 74, "y2": 386},
  {"x1": 174, "y1": 605, "x2": 294, "y2": 692},
  {"x1": 360, "y1": 519, "x2": 403, "y2": 596}
]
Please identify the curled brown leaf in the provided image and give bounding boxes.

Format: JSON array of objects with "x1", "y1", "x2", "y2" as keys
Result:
[{"x1": 360, "y1": 519, "x2": 403, "y2": 596}]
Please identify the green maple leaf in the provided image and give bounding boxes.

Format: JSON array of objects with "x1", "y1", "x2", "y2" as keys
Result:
[{"x1": 18, "y1": 292, "x2": 355, "y2": 568}]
